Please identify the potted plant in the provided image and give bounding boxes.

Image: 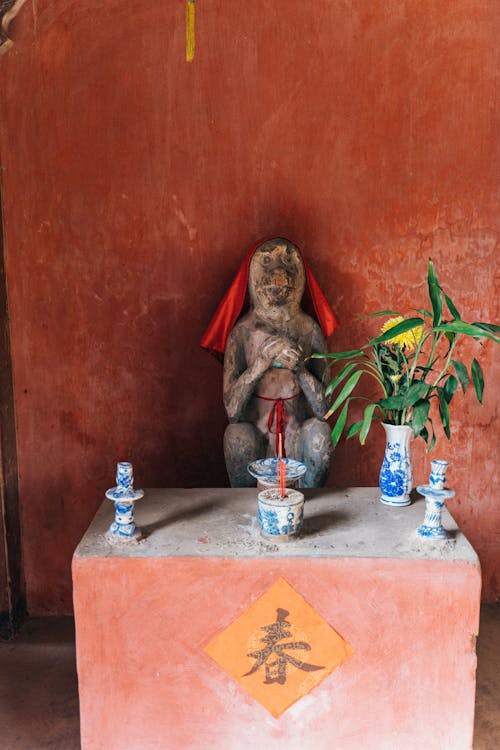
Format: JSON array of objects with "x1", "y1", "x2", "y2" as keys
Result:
[{"x1": 312, "y1": 260, "x2": 499, "y2": 506}]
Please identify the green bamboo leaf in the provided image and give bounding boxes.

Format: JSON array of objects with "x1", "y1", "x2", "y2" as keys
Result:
[
  {"x1": 368, "y1": 317, "x2": 425, "y2": 346},
  {"x1": 472, "y1": 322, "x2": 500, "y2": 334},
  {"x1": 414, "y1": 365, "x2": 434, "y2": 378},
  {"x1": 452, "y1": 360, "x2": 469, "y2": 393},
  {"x1": 426, "y1": 418, "x2": 437, "y2": 452},
  {"x1": 438, "y1": 390, "x2": 451, "y2": 439},
  {"x1": 471, "y1": 358, "x2": 484, "y2": 404},
  {"x1": 433, "y1": 321, "x2": 500, "y2": 343},
  {"x1": 331, "y1": 401, "x2": 350, "y2": 447},
  {"x1": 325, "y1": 362, "x2": 359, "y2": 398},
  {"x1": 444, "y1": 332, "x2": 456, "y2": 350},
  {"x1": 358, "y1": 310, "x2": 401, "y2": 318},
  {"x1": 310, "y1": 349, "x2": 365, "y2": 361},
  {"x1": 420, "y1": 426, "x2": 429, "y2": 444},
  {"x1": 427, "y1": 258, "x2": 443, "y2": 326},
  {"x1": 379, "y1": 381, "x2": 428, "y2": 411},
  {"x1": 325, "y1": 370, "x2": 363, "y2": 418},
  {"x1": 378, "y1": 394, "x2": 405, "y2": 410},
  {"x1": 360, "y1": 403, "x2": 377, "y2": 445},
  {"x1": 443, "y1": 292, "x2": 461, "y2": 320},
  {"x1": 427, "y1": 259, "x2": 442, "y2": 326},
  {"x1": 443, "y1": 374, "x2": 458, "y2": 403},
  {"x1": 403, "y1": 381, "x2": 429, "y2": 406},
  {"x1": 411, "y1": 399, "x2": 431, "y2": 437},
  {"x1": 346, "y1": 421, "x2": 363, "y2": 439},
  {"x1": 413, "y1": 308, "x2": 433, "y2": 318}
]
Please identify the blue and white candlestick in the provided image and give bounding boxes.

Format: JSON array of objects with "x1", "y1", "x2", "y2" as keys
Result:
[
  {"x1": 429, "y1": 459, "x2": 448, "y2": 489},
  {"x1": 105, "y1": 462, "x2": 144, "y2": 543},
  {"x1": 416, "y1": 460, "x2": 454, "y2": 540}
]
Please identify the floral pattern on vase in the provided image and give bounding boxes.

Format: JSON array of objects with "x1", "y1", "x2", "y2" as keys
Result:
[{"x1": 379, "y1": 423, "x2": 412, "y2": 506}]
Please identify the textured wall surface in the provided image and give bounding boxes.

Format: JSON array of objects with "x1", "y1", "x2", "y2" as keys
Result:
[{"x1": 0, "y1": 1, "x2": 498, "y2": 612}]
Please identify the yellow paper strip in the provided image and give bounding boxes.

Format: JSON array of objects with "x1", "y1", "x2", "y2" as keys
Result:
[{"x1": 186, "y1": 1, "x2": 195, "y2": 62}]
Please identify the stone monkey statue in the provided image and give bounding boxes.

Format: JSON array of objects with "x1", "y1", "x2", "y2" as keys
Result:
[{"x1": 201, "y1": 237, "x2": 338, "y2": 488}]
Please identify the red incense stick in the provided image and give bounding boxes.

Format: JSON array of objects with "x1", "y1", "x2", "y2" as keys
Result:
[{"x1": 278, "y1": 434, "x2": 286, "y2": 499}]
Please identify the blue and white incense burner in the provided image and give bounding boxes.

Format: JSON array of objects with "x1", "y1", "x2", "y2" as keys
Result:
[
  {"x1": 257, "y1": 488, "x2": 305, "y2": 541},
  {"x1": 416, "y1": 459, "x2": 454, "y2": 540},
  {"x1": 105, "y1": 462, "x2": 144, "y2": 544}
]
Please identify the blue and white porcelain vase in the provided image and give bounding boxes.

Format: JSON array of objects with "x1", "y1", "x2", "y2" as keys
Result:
[
  {"x1": 257, "y1": 488, "x2": 305, "y2": 541},
  {"x1": 379, "y1": 423, "x2": 413, "y2": 506},
  {"x1": 105, "y1": 462, "x2": 144, "y2": 543}
]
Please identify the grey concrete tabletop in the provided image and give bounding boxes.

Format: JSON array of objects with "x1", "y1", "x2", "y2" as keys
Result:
[{"x1": 74, "y1": 487, "x2": 478, "y2": 564}]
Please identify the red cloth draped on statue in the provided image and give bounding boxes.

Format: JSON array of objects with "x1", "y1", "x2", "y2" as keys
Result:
[{"x1": 200, "y1": 237, "x2": 339, "y2": 357}]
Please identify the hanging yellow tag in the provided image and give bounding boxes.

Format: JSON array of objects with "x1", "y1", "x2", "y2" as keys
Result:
[{"x1": 186, "y1": 0, "x2": 195, "y2": 62}]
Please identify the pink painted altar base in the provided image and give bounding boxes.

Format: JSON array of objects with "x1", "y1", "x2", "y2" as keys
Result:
[{"x1": 73, "y1": 488, "x2": 481, "y2": 750}]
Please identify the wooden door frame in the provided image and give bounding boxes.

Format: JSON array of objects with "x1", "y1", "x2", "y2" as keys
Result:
[
  {"x1": 0, "y1": 173, "x2": 24, "y2": 639},
  {"x1": 0, "y1": 0, "x2": 27, "y2": 639}
]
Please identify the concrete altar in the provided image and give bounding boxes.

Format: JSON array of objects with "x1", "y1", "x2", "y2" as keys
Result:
[{"x1": 73, "y1": 488, "x2": 481, "y2": 750}]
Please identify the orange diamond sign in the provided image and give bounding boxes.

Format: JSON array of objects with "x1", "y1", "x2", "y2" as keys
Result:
[{"x1": 204, "y1": 578, "x2": 354, "y2": 717}]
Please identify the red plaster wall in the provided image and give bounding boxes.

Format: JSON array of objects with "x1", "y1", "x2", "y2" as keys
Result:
[{"x1": 0, "y1": 0, "x2": 498, "y2": 612}]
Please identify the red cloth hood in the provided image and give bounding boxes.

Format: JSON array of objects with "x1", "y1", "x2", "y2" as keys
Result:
[{"x1": 200, "y1": 238, "x2": 339, "y2": 357}]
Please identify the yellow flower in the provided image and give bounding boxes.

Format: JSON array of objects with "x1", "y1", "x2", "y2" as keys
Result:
[{"x1": 381, "y1": 316, "x2": 424, "y2": 351}]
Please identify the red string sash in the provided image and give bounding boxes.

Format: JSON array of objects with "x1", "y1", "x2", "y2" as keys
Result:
[{"x1": 256, "y1": 392, "x2": 301, "y2": 457}]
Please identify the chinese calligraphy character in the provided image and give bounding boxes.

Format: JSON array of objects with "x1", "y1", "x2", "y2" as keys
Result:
[{"x1": 244, "y1": 608, "x2": 324, "y2": 685}]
